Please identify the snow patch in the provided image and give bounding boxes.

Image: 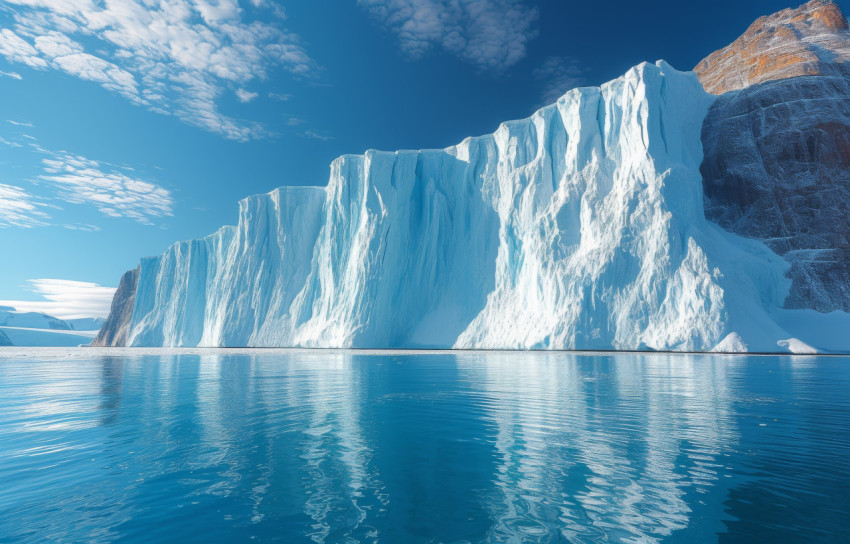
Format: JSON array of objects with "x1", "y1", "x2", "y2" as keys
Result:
[
  {"x1": 777, "y1": 338, "x2": 818, "y2": 355},
  {"x1": 712, "y1": 333, "x2": 748, "y2": 353}
]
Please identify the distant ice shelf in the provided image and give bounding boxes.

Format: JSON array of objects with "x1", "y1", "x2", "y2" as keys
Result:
[
  {"x1": 0, "y1": 307, "x2": 104, "y2": 347},
  {"x1": 95, "y1": 61, "x2": 850, "y2": 354}
]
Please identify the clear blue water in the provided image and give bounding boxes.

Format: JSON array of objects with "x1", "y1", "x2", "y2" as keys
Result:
[{"x1": 0, "y1": 349, "x2": 848, "y2": 543}]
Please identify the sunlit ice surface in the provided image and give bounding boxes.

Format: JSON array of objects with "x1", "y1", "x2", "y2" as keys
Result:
[{"x1": 0, "y1": 348, "x2": 848, "y2": 543}]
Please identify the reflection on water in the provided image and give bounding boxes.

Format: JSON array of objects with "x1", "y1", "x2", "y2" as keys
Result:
[
  {"x1": 458, "y1": 354, "x2": 736, "y2": 543},
  {"x1": 0, "y1": 350, "x2": 848, "y2": 543}
]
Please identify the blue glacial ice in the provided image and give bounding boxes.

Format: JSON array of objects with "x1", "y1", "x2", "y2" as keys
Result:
[{"x1": 116, "y1": 61, "x2": 850, "y2": 353}]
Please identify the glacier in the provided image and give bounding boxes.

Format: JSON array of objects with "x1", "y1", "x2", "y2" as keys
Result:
[{"x1": 96, "y1": 61, "x2": 850, "y2": 353}]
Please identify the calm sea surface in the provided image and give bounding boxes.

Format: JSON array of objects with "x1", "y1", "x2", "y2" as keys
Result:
[{"x1": 0, "y1": 348, "x2": 848, "y2": 543}]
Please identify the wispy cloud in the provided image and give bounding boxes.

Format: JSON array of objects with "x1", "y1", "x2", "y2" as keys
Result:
[
  {"x1": 235, "y1": 88, "x2": 259, "y2": 103},
  {"x1": 0, "y1": 183, "x2": 49, "y2": 228},
  {"x1": 0, "y1": 136, "x2": 23, "y2": 148},
  {"x1": 38, "y1": 151, "x2": 174, "y2": 225},
  {"x1": 2, "y1": 119, "x2": 173, "y2": 227},
  {"x1": 0, "y1": 69, "x2": 22, "y2": 79},
  {"x1": 303, "y1": 130, "x2": 334, "y2": 141},
  {"x1": 358, "y1": 0, "x2": 538, "y2": 72},
  {"x1": 0, "y1": 279, "x2": 116, "y2": 319},
  {"x1": 269, "y1": 91, "x2": 292, "y2": 101},
  {"x1": 534, "y1": 56, "x2": 588, "y2": 104},
  {"x1": 0, "y1": 1, "x2": 317, "y2": 140}
]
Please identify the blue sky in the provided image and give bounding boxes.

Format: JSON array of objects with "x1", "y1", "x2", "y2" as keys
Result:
[{"x1": 1, "y1": 0, "x2": 846, "y2": 318}]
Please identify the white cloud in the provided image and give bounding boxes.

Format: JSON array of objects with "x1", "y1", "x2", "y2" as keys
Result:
[
  {"x1": 7, "y1": 119, "x2": 34, "y2": 127},
  {"x1": 38, "y1": 150, "x2": 174, "y2": 225},
  {"x1": 0, "y1": 70, "x2": 22, "y2": 79},
  {"x1": 303, "y1": 130, "x2": 333, "y2": 141},
  {"x1": 359, "y1": 0, "x2": 538, "y2": 72},
  {"x1": 0, "y1": 279, "x2": 116, "y2": 319},
  {"x1": 62, "y1": 223, "x2": 100, "y2": 232},
  {"x1": 269, "y1": 91, "x2": 292, "y2": 101},
  {"x1": 0, "y1": 0, "x2": 316, "y2": 140},
  {"x1": 1, "y1": 136, "x2": 174, "y2": 227},
  {"x1": 0, "y1": 183, "x2": 49, "y2": 227},
  {"x1": 534, "y1": 56, "x2": 588, "y2": 104},
  {"x1": 0, "y1": 136, "x2": 23, "y2": 147},
  {"x1": 235, "y1": 88, "x2": 258, "y2": 103},
  {"x1": 0, "y1": 27, "x2": 48, "y2": 68}
]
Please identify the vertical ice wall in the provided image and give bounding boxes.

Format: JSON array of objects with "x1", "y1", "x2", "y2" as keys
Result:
[{"x1": 110, "y1": 61, "x2": 810, "y2": 351}]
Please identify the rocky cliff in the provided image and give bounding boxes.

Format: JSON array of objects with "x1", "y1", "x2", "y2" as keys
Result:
[
  {"x1": 700, "y1": 75, "x2": 850, "y2": 311},
  {"x1": 694, "y1": 0, "x2": 850, "y2": 94},
  {"x1": 91, "y1": 267, "x2": 139, "y2": 347},
  {"x1": 696, "y1": 0, "x2": 850, "y2": 313}
]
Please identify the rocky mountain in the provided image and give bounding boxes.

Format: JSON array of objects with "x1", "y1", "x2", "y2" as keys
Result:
[
  {"x1": 696, "y1": 0, "x2": 850, "y2": 313},
  {"x1": 694, "y1": 0, "x2": 850, "y2": 94}
]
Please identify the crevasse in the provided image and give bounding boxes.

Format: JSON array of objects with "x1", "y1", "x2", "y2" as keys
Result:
[{"x1": 118, "y1": 61, "x2": 836, "y2": 352}]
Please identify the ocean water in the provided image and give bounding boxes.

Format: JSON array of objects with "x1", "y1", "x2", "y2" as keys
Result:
[{"x1": 0, "y1": 349, "x2": 848, "y2": 543}]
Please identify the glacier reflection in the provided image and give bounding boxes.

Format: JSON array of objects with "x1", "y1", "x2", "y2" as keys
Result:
[
  {"x1": 190, "y1": 352, "x2": 385, "y2": 543},
  {"x1": 456, "y1": 352, "x2": 737, "y2": 543}
]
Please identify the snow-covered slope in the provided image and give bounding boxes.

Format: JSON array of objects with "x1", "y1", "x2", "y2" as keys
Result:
[
  {"x1": 0, "y1": 308, "x2": 71, "y2": 330},
  {"x1": 0, "y1": 326, "x2": 98, "y2": 347},
  {"x1": 65, "y1": 317, "x2": 106, "y2": 331},
  {"x1": 95, "y1": 61, "x2": 846, "y2": 353},
  {"x1": 0, "y1": 307, "x2": 104, "y2": 347}
]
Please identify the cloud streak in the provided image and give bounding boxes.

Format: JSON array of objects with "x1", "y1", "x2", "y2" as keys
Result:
[
  {"x1": 1, "y1": 133, "x2": 174, "y2": 227},
  {"x1": 0, "y1": 278, "x2": 116, "y2": 319},
  {"x1": 38, "y1": 151, "x2": 174, "y2": 225},
  {"x1": 303, "y1": 130, "x2": 334, "y2": 141},
  {"x1": 0, "y1": 183, "x2": 49, "y2": 228},
  {"x1": 0, "y1": 1, "x2": 316, "y2": 140},
  {"x1": 359, "y1": 0, "x2": 538, "y2": 72}
]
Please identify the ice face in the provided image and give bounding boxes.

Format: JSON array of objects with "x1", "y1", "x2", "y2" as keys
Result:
[{"x1": 104, "y1": 61, "x2": 847, "y2": 353}]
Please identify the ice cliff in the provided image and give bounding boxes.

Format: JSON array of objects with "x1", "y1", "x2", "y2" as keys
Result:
[{"x1": 94, "y1": 58, "x2": 849, "y2": 352}]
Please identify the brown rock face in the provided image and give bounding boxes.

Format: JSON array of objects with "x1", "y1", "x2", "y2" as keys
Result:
[
  {"x1": 700, "y1": 75, "x2": 850, "y2": 311},
  {"x1": 694, "y1": 0, "x2": 850, "y2": 94},
  {"x1": 91, "y1": 266, "x2": 139, "y2": 347},
  {"x1": 697, "y1": 1, "x2": 850, "y2": 312}
]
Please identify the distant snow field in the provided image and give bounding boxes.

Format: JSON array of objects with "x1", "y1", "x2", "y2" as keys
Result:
[{"x1": 0, "y1": 307, "x2": 104, "y2": 347}]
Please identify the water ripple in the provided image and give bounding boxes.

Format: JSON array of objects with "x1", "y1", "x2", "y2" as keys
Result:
[{"x1": 0, "y1": 350, "x2": 848, "y2": 542}]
